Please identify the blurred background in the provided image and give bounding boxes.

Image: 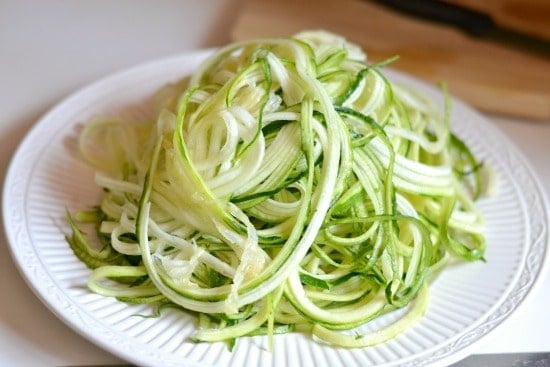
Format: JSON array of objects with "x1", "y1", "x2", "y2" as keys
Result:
[{"x1": 0, "y1": 0, "x2": 548, "y2": 366}]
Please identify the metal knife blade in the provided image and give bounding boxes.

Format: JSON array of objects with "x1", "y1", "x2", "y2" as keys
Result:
[{"x1": 450, "y1": 352, "x2": 550, "y2": 366}]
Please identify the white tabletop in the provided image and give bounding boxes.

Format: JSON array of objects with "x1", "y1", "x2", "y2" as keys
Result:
[{"x1": 1, "y1": 1, "x2": 548, "y2": 366}]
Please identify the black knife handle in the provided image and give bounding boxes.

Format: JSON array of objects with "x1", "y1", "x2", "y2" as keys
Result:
[{"x1": 376, "y1": 0, "x2": 495, "y2": 36}]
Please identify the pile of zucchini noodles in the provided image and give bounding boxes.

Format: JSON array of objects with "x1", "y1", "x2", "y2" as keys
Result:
[{"x1": 68, "y1": 31, "x2": 491, "y2": 349}]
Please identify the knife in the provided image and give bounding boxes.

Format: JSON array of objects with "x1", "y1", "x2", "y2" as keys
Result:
[
  {"x1": 450, "y1": 352, "x2": 550, "y2": 366},
  {"x1": 374, "y1": 0, "x2": 550, "y2": 58}
]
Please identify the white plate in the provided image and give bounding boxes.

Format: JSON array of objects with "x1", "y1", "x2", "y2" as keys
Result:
[{"x1": 3, "y1": 49, "x2": 549, "y2": 367}]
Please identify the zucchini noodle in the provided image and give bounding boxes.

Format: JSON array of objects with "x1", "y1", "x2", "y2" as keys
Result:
[{"x1": 67, "y1": 30, "x2": 494, "y2": 349}]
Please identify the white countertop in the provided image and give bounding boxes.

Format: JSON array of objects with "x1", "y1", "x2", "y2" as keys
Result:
[{"x1": 1, "y1": 1, "x2": 548, "y2": 366}]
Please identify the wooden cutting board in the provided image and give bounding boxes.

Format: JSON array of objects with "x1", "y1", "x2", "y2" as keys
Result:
[{"x1": 231, "y1": 0, "x2": 550, "y2": 121}]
